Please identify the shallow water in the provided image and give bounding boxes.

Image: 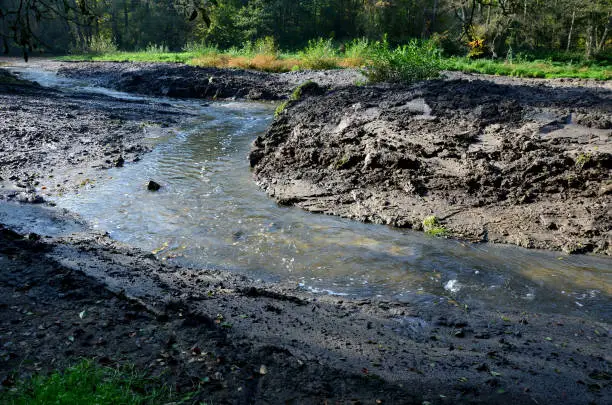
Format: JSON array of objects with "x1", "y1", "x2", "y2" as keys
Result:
[{"x1": 6, "y1": 64, "x2": 612, "y2": 320}]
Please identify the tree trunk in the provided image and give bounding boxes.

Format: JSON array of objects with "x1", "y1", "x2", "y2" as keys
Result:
[
  {"x1": 431, "y1": 0, "x2": 439, "y2": 34},
  {"x1": 596, "y1": 14, "x2": 610, "y2": 52},
  {"x1": 585, "y1": 24, "x2": 593, "y2": 60},
  {"x1": 566, "y1": 10, "x2": 575, "y2": 52}
]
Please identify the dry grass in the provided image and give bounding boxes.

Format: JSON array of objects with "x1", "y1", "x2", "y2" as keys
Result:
[
  {"x1": 190, "y1": 53, "x2": 367, "y2": 72},
  {"x1": 338, "y1": 57, "x2": 367, "y2": 68},
  {"x1": 227, "y1": 54, "x2": 301, "y2": 72},
  {"x1": 191, "y1": 53, "x2": 301, "y2": 72}
]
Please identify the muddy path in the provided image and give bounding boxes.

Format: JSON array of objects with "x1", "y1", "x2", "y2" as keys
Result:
[
  {"x1": 251, "y1": 76, "x2": 612, "y2": 255},
  {"x1": 0, "y1": 62, "x2": 610, "y2": 404}
]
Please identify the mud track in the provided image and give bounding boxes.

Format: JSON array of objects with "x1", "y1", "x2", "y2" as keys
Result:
[{"x1": 0, "y1": 61, "x2": 610, "y2": 404}]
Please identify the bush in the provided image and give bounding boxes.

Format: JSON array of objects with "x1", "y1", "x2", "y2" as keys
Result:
[
  {"x1": 298, "y1": 38, "x2": 339, "y2": 70},
  {"x1": 364, "y1": 39, "x2": 442, "y2": 84},
  {"x1": 70, "y1": 34, "x2": 117, "y2": 54}
]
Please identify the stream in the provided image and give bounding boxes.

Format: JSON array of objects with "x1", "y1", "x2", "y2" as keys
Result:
[{"x1": 6, "y1": 65, "x2": 611, "y2": 321}]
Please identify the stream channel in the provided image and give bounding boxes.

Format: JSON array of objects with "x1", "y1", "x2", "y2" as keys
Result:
[{"x1": 5, "y1": 65, "x2": 611, "y2": 322}]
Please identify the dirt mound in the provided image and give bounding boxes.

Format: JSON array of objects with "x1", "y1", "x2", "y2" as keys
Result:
[
  {"x1": 57, "y1": 62, "x2": 364, "y2": 100},
  {"x1": 251, "y1": 78, "x2": 612, "y2": 254}
]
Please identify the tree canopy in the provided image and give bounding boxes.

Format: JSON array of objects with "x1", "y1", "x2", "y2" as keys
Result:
[{"x1": 1, "y1": 0, "x2": 610, "y2": 59}]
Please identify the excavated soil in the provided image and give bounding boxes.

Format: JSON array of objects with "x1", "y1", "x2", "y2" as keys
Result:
[
  {"x1": 0, "y1": 62, "x2": 610, "y2": 404},
  {"x1": 250, "y1": 77, "x2": 612, "y2": 255}
]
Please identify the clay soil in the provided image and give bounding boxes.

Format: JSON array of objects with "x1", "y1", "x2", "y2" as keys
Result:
[{"x1": 0, "y1": 61, "x2": 610, "y2": 404}]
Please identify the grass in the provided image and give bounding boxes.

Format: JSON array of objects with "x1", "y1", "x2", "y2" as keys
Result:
[
  {"x1": 422, "y1": 215, "x2": 447, "y2": 237},
  {"x1": 274, "y1": 80, "x2": 316, "y2": 117},
  {"x1": 442, "y1": 56, "x2": 611, "y2": 80},
  {"x1": 2, "y1": 359, "x2": 195, "y2": 405},
  {"x1": 56, "y1": 37, "x2": 611, "y2": 81}
]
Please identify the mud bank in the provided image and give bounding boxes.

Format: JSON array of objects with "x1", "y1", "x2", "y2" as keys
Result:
[
  {"x1": 251, "y1": 77, "x2": 612, "y2": 255},
  {"x1": 2, "y1": 215, "x2": 611, "y2": 405},
  {"x1": 0, "y1": 66, "x2": 197, "y2": 205},
  {"x1": 0, "y1": 63, "x2": 610, "y2": 404},
  {"x1": 58, "y1": 61, "x2": 363, "y2": 100}
]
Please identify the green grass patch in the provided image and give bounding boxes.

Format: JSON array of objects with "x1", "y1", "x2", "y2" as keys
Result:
[
  {"x1": 274, "y1": 100, "x2": 289, "y2": 117},
  {"x1": 422, "y1": 215, "x2": 447, "y2": 237},
  {"x1": 56, "y1": 51, "x2": 199, "y2": 63},
  {"x1": 442, "y1": 57, "x2": 611, "y2": 80},
  {"x1": 2, "y1": 359, "x2": 195, "y2": 405}
]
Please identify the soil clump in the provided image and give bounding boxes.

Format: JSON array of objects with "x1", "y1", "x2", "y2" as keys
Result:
[{"x1": 251, "y1": 76, "x2": 612, "y2": 254}]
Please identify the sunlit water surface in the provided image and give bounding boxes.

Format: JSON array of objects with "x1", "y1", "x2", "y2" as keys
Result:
[{"x1": 7, "y1": 64, "x2": 611, "y2": 321}]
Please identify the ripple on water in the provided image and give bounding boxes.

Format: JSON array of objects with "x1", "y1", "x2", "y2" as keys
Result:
[{"x1": 18, "y1": 73, "x2": 606, "y2": 321}]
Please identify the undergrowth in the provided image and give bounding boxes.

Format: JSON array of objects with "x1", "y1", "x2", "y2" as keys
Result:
[
  {"x1": 423, "y1": 215, "x2": 447, "y2": 237},
  {"x1": 57, "y1": 37, "x2": 611, "y2": 81}
]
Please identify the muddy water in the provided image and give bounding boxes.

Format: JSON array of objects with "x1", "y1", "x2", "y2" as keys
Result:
[{"x1": 9, "y1": 65, "x2": 612, "y2": 321}]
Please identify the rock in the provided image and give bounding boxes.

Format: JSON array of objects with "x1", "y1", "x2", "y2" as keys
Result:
[
  {"x1": 147, "y1": 180, "x2": 161, "y2": 191},
  {"x1": 115, "y1": 156, "x2": 125, "y2": 167}
]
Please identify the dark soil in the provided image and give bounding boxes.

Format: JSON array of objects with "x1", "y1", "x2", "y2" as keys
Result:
[
  {"x1": 0, "y1": 61, "x2": 610, "y2": 404},
  {"x1": 251, "y1": 77, "x2": 612, "y2": 255},
  {"x1": 57, "y1": 61, "x2": 363, "y2": 100},
  {"x1": 0, "y1": 67, "x2": 186, "y2": 204}
]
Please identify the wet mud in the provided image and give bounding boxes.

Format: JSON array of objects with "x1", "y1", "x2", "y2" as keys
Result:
[
  {"x1": 0, "y1": 61, "x2": 610, "y2": 404},
  {"x1": 251, "y1": 76, "x2": 612, "y2": 255}
]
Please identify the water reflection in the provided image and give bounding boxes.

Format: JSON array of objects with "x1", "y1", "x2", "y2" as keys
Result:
[{"x1": 50, "y1": 100, "x2": 611, "y2": 321}]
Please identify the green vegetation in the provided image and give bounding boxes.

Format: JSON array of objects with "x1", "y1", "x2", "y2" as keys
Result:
[
  {"x1": 575, "y1": 153, "x2": 592, "y2": 169},
  {"x1": 274, "y1": 80, "x2": 316, "y2": 117},
  {"x1": 2, "y1": 359, "x2": 194, "y2": 405},
  {"x1": 58, "y1": 34, "x2": 608, "y2": 82},
  {"x1": 3, "y1": 1, "x2": 610, "y2": 81},
  {"x1": 274, "y1": 100, "x2": 289, "y2": 117},
  {"x1": 364, "y1": 39, "x2": 442, "y2": 83},
  {"x1": 422, "y1": 215, "x2": 447, "y2": 237},
  {"x1": 442, "y1": 57, "x2": 611, "y2": 80}
]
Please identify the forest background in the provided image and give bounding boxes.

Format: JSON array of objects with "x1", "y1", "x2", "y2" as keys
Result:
[{"x1": 1, "y1": 1, "x2": 610, "y2": 79}]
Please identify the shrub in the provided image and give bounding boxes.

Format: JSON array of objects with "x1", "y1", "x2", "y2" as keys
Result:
[
  {"x1": 364, "y1": 39, "x2": 441, "y2": 84},
  {"x1": 70, "y1": 34, "x2": 117, "y2": 54},
  {"x1": 422, "y1": 215, "x2": 447, "y2": 237},
  {"x1": 299, "y1": 38, "x2": 339, "y2": 70},
  {"x1": 182, "y1": 41, "x2": 219, "y2": 54}
]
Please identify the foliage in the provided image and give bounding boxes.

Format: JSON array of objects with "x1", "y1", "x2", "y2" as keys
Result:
[
  {"x1": 274, "y1": 81, "x2": 316, "y2": 117},
  {"x1": 76, "y1": 34, "x2": 118, "y2": 54},
  {"x1": 364, "y1": 39, "x2": 442, "y2": 84},
  {"x1": 2, "y1": 359, "x2": 194, "y2": 405},
  {"x1": 298, "y1": 38, "x2": 340, "y2": 70},
  {"x1": 422, "y1": 215, "x2": 447, "y2": 237},
  {"x1": 274, "y1": 100, "x2": 289, "y2": 117},
  {"x1": 3, "y1": 1, "x2": 610, "y2": 65}
]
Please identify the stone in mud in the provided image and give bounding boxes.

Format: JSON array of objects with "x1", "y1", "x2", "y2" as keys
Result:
[{"x1": 147, "y1": 180, "x2": 161, "y2": 191}]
